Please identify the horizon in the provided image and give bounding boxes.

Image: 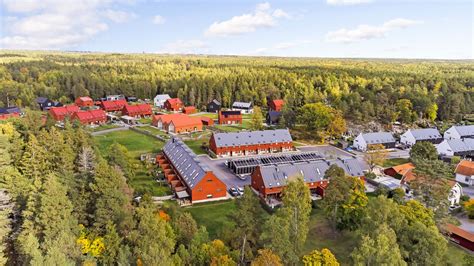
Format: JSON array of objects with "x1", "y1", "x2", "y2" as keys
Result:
[{"x1": 1, "y1": 0, "x2": 472, "y2": 60}]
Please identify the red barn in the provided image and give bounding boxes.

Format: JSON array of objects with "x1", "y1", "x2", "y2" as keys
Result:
[
  {"x1": 156, "y1": 138, "x2": 226, "y2": 203},
  {"x1": 268, "y1": 99, "x2": 284, "y2": 112},
  {"x1": 49, "y1": 105, "x2": 80, "y2": 121},
  {"x1": 200, "y1": 116, "x2": 214, "y2": 126},
  {"x1": 445, "y1": 224, "x2": 474, "y2": 251},
  {"x1": 218, "y1": 110, "x2": 242, "y2": 125},
  {"x1": 122, "y1": 104, "x2": 152, "y2": 117},
  {"x1": 183, "y1": 106, "x2": 197, "y2": 114},
  {"x1": 164, "y1": 98, "x2": 183, "y2": 112},
  {"x1": 209, "y1": 129, "x2": 294, "y2": 157},
  {"x1": 71, "y1": 109, "x2": 107, "y2": 124},
  {"x1": 75, "y1": 96, "x2": 94, "y2": 107},
  {"x1": 251, "y1": 158, "x2": 364, "y2": 201},
  {"x1": 152, "y1": 113, "x2": 202, "y2": 134},
  {"x1": 99, "y1": 99, "x2": 127, "y2": 112}
]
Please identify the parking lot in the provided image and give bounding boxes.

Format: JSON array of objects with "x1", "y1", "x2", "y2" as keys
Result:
[{"x1": 196, "y1": 144, "x2": 370, "y2": 190}]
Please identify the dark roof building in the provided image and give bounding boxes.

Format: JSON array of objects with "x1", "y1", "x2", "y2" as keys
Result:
[
  {"x1": 251, "y1": 158, "x2": 364, "y2": 199},
  {"x1": 209, "y1": 129, "x2": 294, "y2": 157},
  {"x1": 400, "y1": 128, "x2": 443, "y2": 146},
  {"x1": 266, "y1": 111, "x2": 281, "y2": 125},
  {"x1": 218, "y1": 110, "x2": 242, "y2": 125},
  {"x1": 157, "y1": 138, "x2": 227, "y2": 203},
  {"x1": 207, "y1": 99, "x2": 222, "y2": 113},
  {"x1": 0, "y1": 106, "x2": 21, "y2": 120},
  {"x1": 36, "y1": 97, "x2": 62, "y2": 111}
]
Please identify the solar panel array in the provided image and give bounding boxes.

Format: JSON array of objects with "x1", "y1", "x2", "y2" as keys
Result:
[{"x1": 228, "y1": 152, "x2": 323, "y2": 175}]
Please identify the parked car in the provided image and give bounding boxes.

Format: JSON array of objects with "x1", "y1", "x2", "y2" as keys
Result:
[
  {"x1": 229, "y1": 187, "x2": 239, "y2": 197},
  {"x1": 237, "y1": 187, "x2": 244, "y2": 195}
]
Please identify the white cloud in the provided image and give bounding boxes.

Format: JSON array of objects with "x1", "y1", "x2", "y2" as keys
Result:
[
  {"x1": 159, "y1": 40, "x2": 209, "y2": 54},
  {"x1": 104, "y1": 9, "x2": 136, "y2": 23},
  {"x1": 152, "y1": 15, "x2": 166, "y2": 25},
  {"x1": 205, "y1": 2, "x2": 290, "y2": 37},
  {"x1": 326, "y1": 0, "x2": 373, "y2": 5},
  {"x1": 325, "y1": 18, "x2": 422, "y2": 43},
  {"x1": 0, "y1": 0, "x2": 134, "y2": 50}
]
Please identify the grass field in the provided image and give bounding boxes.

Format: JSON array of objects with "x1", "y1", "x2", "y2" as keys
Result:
[
  {"x1": 131, "y1": 170, "x2": 171, "y2": 196},
  {"x1": 94, "y1": 129, "x2": 164, "y2": 158},
  {"x1": 89, "y1": 124, "x2": 120, "y2": 132},
  {"x1": 185, "y1": 200, "x2": 238, "y2": 238},
  {"x1": 139, "y1": 126, "x2": 169, "y2": 137},
  {"x1": 192, "y1": 113, "x2": 218, "y2": 119},
  {"x1": 382, "y1": 157, "x2": 410, "y2": 168}
]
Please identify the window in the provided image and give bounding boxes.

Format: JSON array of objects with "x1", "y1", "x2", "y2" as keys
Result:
[{"x1": 207, "y1": 194, "x2": 213, "y2": 198}]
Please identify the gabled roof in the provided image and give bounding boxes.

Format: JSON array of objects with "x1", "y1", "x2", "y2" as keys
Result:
[
  {"x1": 359, "y1": 132, "x2": 396, "y2": 144},
  {"x1": 258, "y1": 158, "x2": 364, "y2": 188},
  {"x1": 210, "y1": 99, "x2": 221, "y2": 106},
  {"x1": 455, "y1": 160, "x2": 474, "y2": 176},
  {"x1": 166, "y1": 98, "x2": 183, "y2": 105},
  {"x1": 155, "y1": 94, "x2": 171, "y2": 100},
  {"x1": 49, "y1": 105, "x2": 79, "y2": 117},
  {"x1": 35, "y1": 97, "x2": 49, "y2": 104},
  {"x1": 123, "y1": 103, "x2": 152, "y2": 114},
  {"x1": 163, "y1": 138, "x2": 212, "y2": 189},
  {"x1": 0, "y1": 106, "x2": 21, "y2": 114},
  {"x1": 212, "y1": 129, "x2": 292, "y2": 148},
  {"x1": 451, "y1": 125, "x2": 474, "y2": 137},
  {"x1": 271, "y1": 99, "x2": 284, "y2": 108},
  {"x1": 267, "y1": 111, "x2": 281, "y2": 122},
  {"x1": 220, "y1": 110, "x2": 241, "y2": 116},
  {"x1": 407, "y1": 128, "x2": 442, "y2": 140},
  {"x1": 232, "y1": 101, "x2": 252, "y2": 109},
  {"x1": 388, "y1": 162, "x2": 416, "y2": 177},
  {"x1": 442, "y1": 139, "x2": 474, "y2": 153},
  {"x1": 155, "y1": 113, "x2": 202, "y2": 127},
  {"x1": 445, "y1": 223, "x2": 474, "y2": 242},
  {"x1": 73, "y1": 109, "x2": 106, "y2": 121},
  {"x1": 77, "y1": 96, "x2": 93, "y2": 102},
  {"x1": 101, "y1": 99, "x2": 127, "y2": 110}
]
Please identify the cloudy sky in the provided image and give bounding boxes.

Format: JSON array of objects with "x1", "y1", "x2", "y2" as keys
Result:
[{"x1": 0, "y1": 0, "x2": 472, "y2": 59}]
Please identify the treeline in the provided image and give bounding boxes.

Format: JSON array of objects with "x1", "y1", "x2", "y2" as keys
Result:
[{"x1": 0, "y1": 53, "x2": 473, "y2": 124}]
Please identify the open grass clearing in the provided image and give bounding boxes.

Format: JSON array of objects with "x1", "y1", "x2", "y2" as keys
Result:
[
  {"x1": 382, "y1": 157, "x2": 410, "y2": 168},
  {"x1": 185, "y1": 200, "x2": 238, "y2": 238},
  {"x1": 94, "y1": 129, "x2": 163, "y2": 158}
]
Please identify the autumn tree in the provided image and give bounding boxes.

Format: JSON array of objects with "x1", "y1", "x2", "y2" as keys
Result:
[
  {"x1": 297, "y1": 103, "x2": 346, "y2": 141},
  {"x1": 108, "y1": 142, "x2": 135, "y2": 180},
  {"x1": 251, "y1": 249, "x2": 283, "y2": 266},
  {"x1": 250, "y1": 106, "x2": 264, "y2": 130},
  {"x1": 0, "y1": 210, "x2": 11, "y2": 265},
  {"x1": 464, "y1": 199, "x2": 474, "y2": 219},
  {"x1": 363, "y1": 144, "x2": 388, "y2": 172},
  {"x1": 303, "y1": 248, "x2": 339, "y2": 266},
  {"x1": 172, "y1": 212, "x2": 198, "y2": 247}
]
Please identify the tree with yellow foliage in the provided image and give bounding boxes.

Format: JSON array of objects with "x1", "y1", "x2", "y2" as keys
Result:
[
  {"x1": 302, "y1": 248, "x2": 339, "y2": 266},
  {"x1": 251, "y1": 249, "x2": 283, "y2": 266},
  {"x1": 464, "y1": 199, "x2": 474, "y2": 219},
  {"x1": 363, "y1": 144, "x2": 388, "y2": 172}
]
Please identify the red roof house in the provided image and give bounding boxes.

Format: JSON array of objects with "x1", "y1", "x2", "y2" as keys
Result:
[
  {"x1": 99, "y1": 99, "x2": 127, "y2": 112},
  {"x1": 75, "y1": 96, "x2": 94, "y2": 107},
  {"x1": 152, "y1": 113, "x2": 202, "y2": 134},
  {"x1": 164, "y1": 98, "x2": 184, "y2": 112},
  {"x1": 200, "y1": 116, "x2": 214, "y2": 126},
  {"x1": 49, "y1": 105, "x2": 80, "y2": 121},
  {"x1": 71, "y1": 109, "x2": 107, "y2": 124},
  {"x1": 269, "y1": 99, "x2": 284, "y2": 112},
  {"x1": 445, "y1": 223, "x2": 474, "y2": 251},
  {"x1": 183, "y1": 106, "x2": 197, "y2": 115},
  {"x1": 218, "y1": 110, "x2": 242, "y2": 125},
  {"x1": 122, "y1": 104, "x2": 152, "y2": 117}
]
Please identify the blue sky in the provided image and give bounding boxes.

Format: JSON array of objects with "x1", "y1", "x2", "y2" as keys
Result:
[{"x1": 1, "y1": 0, "x2": 472, "y2": 59}]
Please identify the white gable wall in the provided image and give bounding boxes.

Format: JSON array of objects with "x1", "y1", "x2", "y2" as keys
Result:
[
  {"x1": 436, "y1": 140, "x2": 454, "y2": 156},
  {"x1": 444, "y1": 127, "x2": 461, "y2": 140},
  {"x1": 353, "y1": 134, "x2": 367, "y2": 151},
  {"x1": 400, "y1": 131, "x2": 416, "y2": 146}
]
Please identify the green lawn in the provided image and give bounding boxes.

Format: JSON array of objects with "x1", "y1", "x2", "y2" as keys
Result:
[
  {"x1": 446, "y1": 243, "x2": 473, "y2": 265},
  {"x1": 382, "y1": 158, "x2": 411, "y2": 168},
  {"x1": 139, "y1": 117, "x2": 152, "y2": 124},
  {"x1": 192, "y1": 112, "x2": 218, "y2": 119},
  {"x1": 94, "y1": 129, "x2": 164, "y2": 158},
  {"x1": 139, "y1": 126, "x2": 170, "y2": 137},
  {"x1": 89, "y1": 123, "x2": 120, "y2": 132},
  {"x1": 186, "y1": 200, "x2": 238, "y2": 238},
  {"x1": 131, "y1": 170, "x2": 171, "y2": 196},
  {"x1": 184, "y1": 139, "x2": 209, "y2": 155},
  {"x1": 303, "y1": 208, "x2": 358, "y2": 265}
]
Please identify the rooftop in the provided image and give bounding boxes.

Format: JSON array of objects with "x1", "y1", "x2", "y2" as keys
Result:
[
  {"x1": 407, "y1": 128, "x2": 442, "y2": 140},
  {"x1": 213, "y1": 129, "x2": 292, "y2": 148},
  {"x1": 360, "y1": 132, "x2": 396, "y2": 144}
]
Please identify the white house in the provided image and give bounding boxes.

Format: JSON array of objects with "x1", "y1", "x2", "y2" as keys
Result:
[
  {"x1": 436, "y1": 139, "x2": 474, "y2": 157},
  {"x1": 443, "y1": 125, "x2": 474, "y2": 140},
  {"x1": 455, "y1": 160, "x2": 474, "y2": 186},
  {"x1": 448, "y1": 182, "x2": 463, "y2": 207},
  {"x1": 154, "y1": 94, "x2": 171, "y2": 108},
  {"x1": 400, "y1": 128, "x2": 442, "y2": 147},
  {"x1": 232, "y1": 101, "x2": 253, "y2": 114},
  {"x1": 353, "y1": 132, "x2": 396, "y2": 151}
]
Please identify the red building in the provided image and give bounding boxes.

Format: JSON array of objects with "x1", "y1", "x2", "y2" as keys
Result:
[
  {"x1": 71, "y1": 110, "x2": 107, "y2": 124},
  {"x1": 164, "y1": 98, "x2": 184, "y2": 112},
  {"x1": 183, "y1": 106, "x2": 197, "y2": 114},
  {"x1": 99, "y1": 99, "x2": 127, "y2": 112},
  {"x1": 268, "y1": 99, "x2": 284, "y2": 111},
  {"x1": 75, "y1": 96, "x2": 94, "y2": 107},
  {"x1": 156, "y1": 138, "x2": 226, "y2": 203},
  {"x1": 200, "y1": 116, "x2": 214, "y2": 126},
  {"x1": 122, "y1": 103, "x2": 152, "y2": 117},
  {"x1": 152, "y1": 113, "x2": 203, "y2": 134},
  {"x1": 0, "y1": 107, "x2": 21, "y2": 120},
  {"x1": 218, "y1": 110, "x2": 242, "y2": 125},
  {"x1": 49, "y1": 105, "x2": 80, "y2": 121},
  {"x1": 209, "y1": 129, "x2": 294, "y2": 157},
  {"x1": 445, "y1": 223, "x2": 474, "y2": 251},
  {"x1": 251, "y1": 158, "x2": 364, "y2": 201}
]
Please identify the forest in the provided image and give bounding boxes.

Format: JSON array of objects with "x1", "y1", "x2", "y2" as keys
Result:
[{"x1": 0, "y1": 52, "x2": 473, "y2": 126}]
